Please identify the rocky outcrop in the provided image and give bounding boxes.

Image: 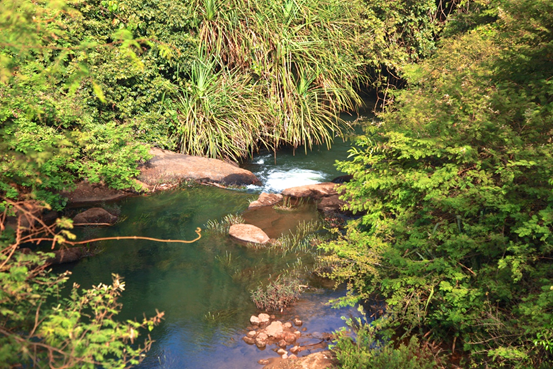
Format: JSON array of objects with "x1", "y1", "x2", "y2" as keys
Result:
[
  {"x1": 73, "y1": 207, "x2": 117, "y2": 225},
  {"x1": 248, "y1": 193, "x2": 283, "y2": 209},
  {"x1": 281, "y1": 182, "x2": 337, "y2": 199},
  {"x1": 138, "y1": 148, "x2": 260, "y2": 187},
  {"x1": 282, "y1": 182, "x2": 347, "y2": 215},
  {"x1": 60, "y1": 181, "x2": 133, "y2": 204},
  {"x1": 262, "y1": 351, "x2": 336, "y2": 369},
  {"x1": 229, "y1": 224, "x2": 271, "y2": 244}
]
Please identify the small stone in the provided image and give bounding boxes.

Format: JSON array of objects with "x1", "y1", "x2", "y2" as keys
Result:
[
  {"x1": 293, "y1": 318, "x2": 303, "y2": 327},
  {"x1": 255, "y1": 332, "x2": 268, "y2": 348},
  {"x1": 250, "y1": 315, "x2": 260, "y2": 325},
  {"x1": 277, "y1": 340, "x2": 287, "y2": 348},
  {"x1": 247, "y1": 330, "x2": 257, "y2": 338},
  {"x1": 258, "y1": 359, "x2": 270, "y2": 365},
  {"x1": 277, "y1": 348, "x2": 287, "y2": 356},
  {"x1": 270, "y1": 315, "x2": 276, "y2": 320},
  {"x1": 290, "y1": 345, "x2": 300, "y2": 354},
  {"x1": 284, "y1": 322, "x2": 293, "y2": 329},
  {"x1": 302, "y1": 327, "x2": 307, "y2": 331},
  {"x1": 294, "y1": 331, "x2": 301, "y2": 338},
  {"x1": 282, "y1": 354, "x2": 288, "y2": 360},
  {"x1": 243, "y1": 336, "x2": 255, "y2": 345},
  {"x1": 284, "y1": 332, "x2": 297, "y2": 343},
  {"x1": 289, "y1": 354, "x2": 297, "y2": 359},
  {"x1": 258, "y1": 313, "x2": 271, "y2": 324}
]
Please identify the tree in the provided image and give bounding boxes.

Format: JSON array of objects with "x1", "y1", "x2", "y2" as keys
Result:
[{"x1": 323, "y1": 0, "x2": 553, "y2": 367}]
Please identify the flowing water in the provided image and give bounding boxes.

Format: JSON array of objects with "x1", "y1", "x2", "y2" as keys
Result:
[{"x1": 61, "y1": 111, "x2": 372, "y2": 368}]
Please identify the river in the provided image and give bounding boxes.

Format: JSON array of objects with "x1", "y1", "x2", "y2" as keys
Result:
[{"x1": 62, "y1": 110, "x2": 371, "y2": 368}]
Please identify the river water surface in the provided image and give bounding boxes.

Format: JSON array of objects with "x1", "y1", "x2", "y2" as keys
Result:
[{"x1": 63, "y1": 112, "x2": 370, "y2": 368}]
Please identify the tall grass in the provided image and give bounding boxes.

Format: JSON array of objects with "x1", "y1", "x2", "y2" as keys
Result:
[{"x1": 173, "y1": 0, "x2": 364, "y2": 159}]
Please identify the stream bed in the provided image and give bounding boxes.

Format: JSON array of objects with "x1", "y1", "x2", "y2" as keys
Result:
[{"x1": 61, "y1": 112, "x2": 370, "y2": 368}]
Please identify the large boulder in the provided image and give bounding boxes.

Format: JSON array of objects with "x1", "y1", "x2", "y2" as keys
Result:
[
  {"x1": 139, "y1": 148, "x2": 260, "y2": 187},
  {"x1": 73, "y1": 207, "x2": 117, "y2": 225},
  {"x1": 281, "y1": 183, "x2": 337, "y2": 199},
  {"x1": 229, "y1": 224, "x2": 271, "y2": 244}
]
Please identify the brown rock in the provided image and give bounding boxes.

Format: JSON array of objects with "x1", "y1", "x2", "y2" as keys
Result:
[
  {"x1": 248, "y1": 331, "x2": 257, "y2": 338},
  {"x1": 250, "y1": 315, "x2": 261, "y2": 325},
  {"x1": 281, "y1": 182, "x2": 336, "y2": 199},
  {"x1": 255, "y1": 332, "x2": 269, "y2": 348},
  {"x1": 259, "y1": 313, "x2": 271, "y2": 324},
  {"x1": 249, "y1": 193, "x2": 283, "y2": 209},
  {"x1": 258, "y1": 359, "x2": 270, "y2": 365},
  {"x1": 262, "y1": 350, "x2": 336, "y2": 369},
  {"x1": 277, "y1": 348, "x2": 287, "y2": 356},
  {"x1": 139, "y1": 148, "x2": 260, "y2": 186},
  {"x1": 277, "y1": 340, "x2": 287, "y2": 348},
  {"x1": 73, "y1": 207, "x2": 117, "y2": 225},
  {"x1": 290, "y1": 345, "x2": 300, "y2": 354},
  {"x1": 284, "y1": 332, "x2": 297, "y2": 344},
  {"x1": 317, "y1": 194, "x2": 346, "y2": 214},
  {"x1": 243, "y1": 336, "x2": 255, "y2": 345},
  {"x1": 61, "y1": 181, "x2": 132, "y2": 204},
  {"x1": 46, "y1": 247, "x2": 87, "y2": 265},
  {"x1": 293, "y1": 318, "x2": 303, "y2": 327},
  {"x1": 265, "y1": 321, "x2": 284, "y2": 339},
  {"x1": 283, "y1": 322, "x2": 293, "y2": 329},
  {"x1": 229, "y1": 224, "x2": 271, "y2": 244},
  {"x1": 289, "y1": 354, "x2": 297, "y2": 360}
]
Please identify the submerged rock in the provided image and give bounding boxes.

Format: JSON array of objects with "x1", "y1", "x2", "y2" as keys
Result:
[
  {"x1": 229, "y1": 224, "x2": 271, "y2": 244},
  {"x1": 139, "y1": 148, "x2": 260, "y2": 187},
  {"x1": 73, "y1": 207, "x2": 117, "y2": 225}
]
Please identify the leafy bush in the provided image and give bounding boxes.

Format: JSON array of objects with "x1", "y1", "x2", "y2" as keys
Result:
[
  {"x1": 323, "y1": 0, "x2": 553, "y2": 367},
  {"x1": 333, "y1": 318, "x2": 437, "y2": 369}
]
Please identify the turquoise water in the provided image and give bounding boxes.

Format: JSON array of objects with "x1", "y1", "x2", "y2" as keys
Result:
[{"x1": 62, "y1": 110, "x2": 372, "y2": 368}]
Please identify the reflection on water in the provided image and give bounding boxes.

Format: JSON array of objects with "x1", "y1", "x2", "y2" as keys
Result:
[{"x1": 60, "y1": 188, "x2": 361, "y2": 368}]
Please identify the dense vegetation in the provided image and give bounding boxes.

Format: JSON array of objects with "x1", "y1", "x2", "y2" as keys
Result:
[
  {"x1": 326, "y1": 0, "x2": 553, "y2": 367},
  {"x1": 2, "y1": 0, "x2": 551, "y2": 367}
]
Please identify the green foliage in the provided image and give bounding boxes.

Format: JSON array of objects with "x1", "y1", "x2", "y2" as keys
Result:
[
  {"x1": 324, "y1": 0, "x2": 553, "y2": 367},
  {"x1": 0, "y1": 0, "x2": 154, "y2": 207},
  {"x1": 333, "y1": 318, "x2": 437, "y2": 369},
  {"x1": 0, "y1": 199, "x2": 162, "y2": 368}
]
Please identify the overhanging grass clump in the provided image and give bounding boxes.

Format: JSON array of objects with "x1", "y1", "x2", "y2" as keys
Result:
[{"x1": 173, "y1": 0, "x2": 364, "y2": 160}]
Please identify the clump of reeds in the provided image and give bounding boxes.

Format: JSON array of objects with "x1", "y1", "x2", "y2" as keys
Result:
[
  {"x1": 272, "y1": 220, "x2": 323, "y2": 254},
  {"x1": 251, "y1": 274, "x2": 303, "y2": 311},
  {"x1": 173, "y1": 0, "x2": 364, "y2": 161},
  {"x1": 205, "y1": 213, "x2": 245, "y2": 234}
]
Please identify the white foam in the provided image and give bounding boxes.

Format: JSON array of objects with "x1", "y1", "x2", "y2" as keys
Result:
[{"x1": 259, "y1": 169, "x2": 325, "y2": 193}]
